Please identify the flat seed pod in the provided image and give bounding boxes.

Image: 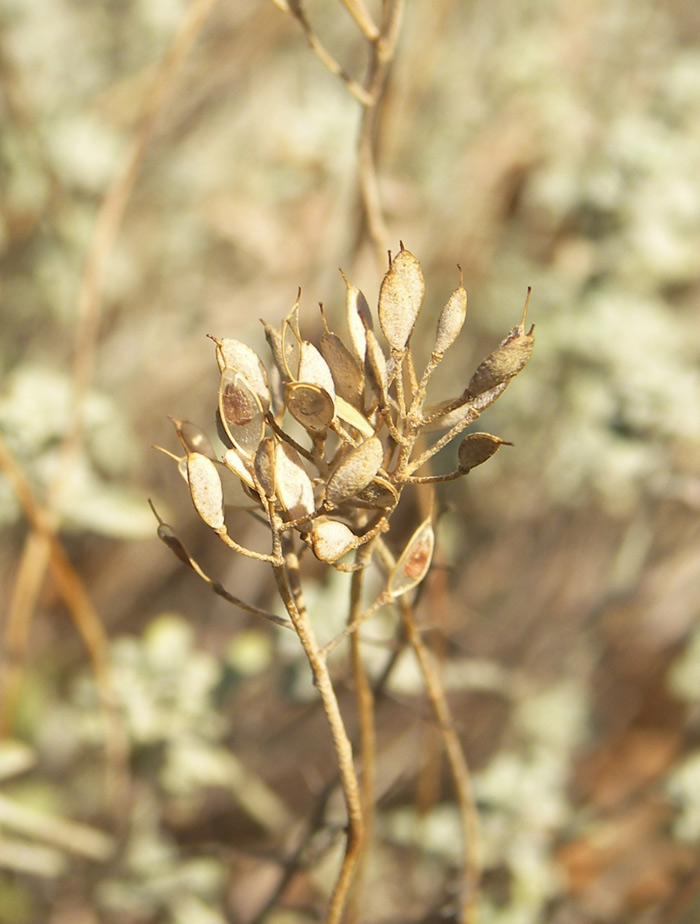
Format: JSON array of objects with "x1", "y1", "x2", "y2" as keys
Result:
[
  {"x1": 335, "y1": 395, "x2": 374, "y2": 438},
  {"x1": 325, "y1": 436, "x2": 384, "y2": 507},
  {"x1": 187, "y1": 452, "x2": 225, "y2": 531},
  {"x1": 457, "y1": 432, "x2": 508, "y2": 472},
  {"x1": 467, "y1": 329, "x2": 534, "y2": 397},
  {"x1": 219, "y1": 370, "x2": 265, "y2": 460},
  {"x1": 222, "y1": 447, "x2": 255, "y2": 488},
  {"x1": 310, "y1": 519, "x2": 356, "y2": 563},
  {"x1": 378, "y1": 245, "x2": 425, "y2": 352},
  {"x1": 388, "y1": 518, "x2": 434, "y2": 597},
  {"x1": 321, "y1": 330, "x2": 365, "y2": 410},
  {"x1": 341, "y1": 268, "x2": 373, "y2": 363},
  {"x1": 298, "y1": 342, "x2": 336, "y2": 401},
  {"x1": 211, "y1": 338, "x2": 271, "y2": 412},
  {"x1": 156, "y1": 521, "x2": 191, "y2": 567},
  {"x1": 275, "y1": 441, "x2": 315, "y2": 520},
  {"x1": 286, "y1": 382, "x2": 335, "y2": 434},
  {"x1": 433, "y1": 284, "x2": 467, "y2": 358},
  {"x1": 253, "y1": 437, "x2": 277, "y2": 499},
  {"x1": 281, "y1": 300, "x2": 302, "y2": 380},
  {"x1": 171, "y1": 418, "x2": 217, "y2": 460},
  {"x1": 351, "y1": 475, "x2": 398, "y2": 510},
  {"x1": 262, "y1": 321, "x2": 289, "y2": 383},
  {"x1": 365, "y1": 328, "x2": 388, "y2": 402}
]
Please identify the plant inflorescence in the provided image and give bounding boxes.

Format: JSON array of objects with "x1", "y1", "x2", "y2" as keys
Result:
[{"x1": 154, "y1": 244, "x2": 533, "y2": 923}]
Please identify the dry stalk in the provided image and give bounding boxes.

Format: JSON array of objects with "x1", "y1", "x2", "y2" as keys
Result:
[{"x1": 278, "y1": 0, "x2": 405, "y2": 264}]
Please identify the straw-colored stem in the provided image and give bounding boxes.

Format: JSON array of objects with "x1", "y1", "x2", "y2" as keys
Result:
[
  {"x1": 273, "y1": 541, "x2": 364, "y2": 924},
  {"x1": 345, "y1": 543, "x2": 377, "y2": 924}
]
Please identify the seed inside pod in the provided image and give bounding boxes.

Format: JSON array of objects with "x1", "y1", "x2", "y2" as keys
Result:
[
  {"x1": 286, "y1": 382, "x2": 335, "y2": 434},
  {"x1": 218, "y1": 369, "x2": 265, "y2": 459},
  {"x1": 388, "y1": 518, "x2": 434, "y2": 597},
  {"x1": 209, "y1": 337, "x2": 270, "y2": 412}
]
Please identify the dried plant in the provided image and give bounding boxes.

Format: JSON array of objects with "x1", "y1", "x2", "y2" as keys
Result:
[{"x1": 154, "y1": 244, "x2": 533, "y2": 923}]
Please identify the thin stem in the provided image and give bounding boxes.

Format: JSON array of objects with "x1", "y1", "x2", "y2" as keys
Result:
[
  {"x1": 339, "y1": 0, "x2": 379, "y2": 41},
  {"x1": 406, "y1": 407, "x2": 480, "y2": 475},
  {"x1": 215, "y1": 527, "x2": 280, "y2": 564},
  {"x1": 273, "y1": 540, "x2": 364, "y2": 924},
  {"x1": 357, "y1": 0, "x2": 406, "y2": 265},
  {"x1": 321, "y1": 591, "x2": 392, "y2": 657},
  {"x1": 345, "y1": 542, "x2": 376, "y2": 924},
  {"x1": 284, "y1": 0, "x2": 373, "y2": 105},
  {"x1": 401, "y1": 599, "x2": 482, "y2": 923},
  {"x1": 375, "y1": 538, "x2": 482, "y2": 924}
]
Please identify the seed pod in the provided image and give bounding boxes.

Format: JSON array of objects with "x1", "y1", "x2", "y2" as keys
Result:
[
  {"x1": 274, "y1": 441, "x2": 315, "y2": 520},
  {"x1": 335, "y1": 395, "x2": 375, "y2": 438},
  {"x1": 321, "y1": 328, "x2": 365, "y2": 410},
  {"x1": 298, "y1": 342, "x2": 336, "y2": 401},
  {"x1": 364, "y1": 328, "x2": 388, "y2": 403},
  {"x1": 187, "y1": 452, "x2": 225, "y2": 531},
  {"x1": 218, "y1": 369, "x2": 265, "y2": 460},
  {"x1": 351, "y1": 475, "x2": 398, "y2": 510},
  {"x1": 156, "y1": 521, "x2": 192, "y2": 567},
  {"x1": 253, "y1": 437, "x2": 277, "y2": 499},
  {"x1": 210, "y1": 337, "x2": 270, "y2": 412},
  {"x1": 261, "y1": 320, "x2": 289, "y2": 382},
  {"x1": 467, "y1": 329, "x2": 534, "y2": 397},
  {"x1": 467, "y1": 290, "x2": 534, "y2": 397},
  {"x1": 433, "y1": 281, "x2": 467, "y2": 358},
  {"x1": 388, "y1": 518, "x2": 434, "y2": 598},
  {"x1": 170, "y1": 418, "x2": 217, "y2": 460},
  {"x1": 310, "y1": 518, "x2": 356, "y2": 563},
  {"x1": 286, "y1": 382, "x2": 335, "y2": 434},
  {"x1": 281, "y1": 297, "x2": 302, "y2": 380},
  {"x1": 222, "y1": 447, "x2": 255, "y2": 488},
  {"x1": 341, "y1": 268, "x2": 373, "y2": 364},
  {"x1": 457, "y1": 433, "x2": 509, "y2": 472},
  {"x1": 325, "y1": 436, "x2": 384, "y2": 508},
  {"x1": 378, "y1": 244, "x2": 425, "y2": 352}
]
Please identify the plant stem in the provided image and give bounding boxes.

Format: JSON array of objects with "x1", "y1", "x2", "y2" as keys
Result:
[
  {"x1": 345, "y1": 543, "x2": 376, "y2": 924},
  {"x1": 273, "y1": 538, "x2": 364, "y2": 924}
]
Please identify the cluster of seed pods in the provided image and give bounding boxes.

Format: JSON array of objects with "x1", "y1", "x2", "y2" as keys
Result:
[{"x1": 162, "y1": 244, "x2": 533, "y2": 597}]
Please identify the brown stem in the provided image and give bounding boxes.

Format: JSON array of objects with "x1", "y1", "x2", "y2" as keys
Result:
[
  {"x1": 357, "y1": 0, "x2": 406, "y2": 265},
  {"x1": 273, "y1": 540, "x2": 364, "y2": 924},
  {"x1": 345, "y1": 543, "x2": 377, "y2": 924},
  {"x1": 375, "y1": 538, "x2": 482, "y2": 923}
]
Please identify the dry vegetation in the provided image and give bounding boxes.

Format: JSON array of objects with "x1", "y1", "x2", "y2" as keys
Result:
[{"x1": 1, "y1": 0, "x2": 700, "y2": 922}]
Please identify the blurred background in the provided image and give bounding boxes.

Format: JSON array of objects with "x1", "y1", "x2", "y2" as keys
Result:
[{"x1": 1, "y1": 0, "x2": 700, "y2": 921}]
